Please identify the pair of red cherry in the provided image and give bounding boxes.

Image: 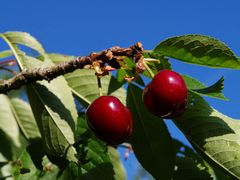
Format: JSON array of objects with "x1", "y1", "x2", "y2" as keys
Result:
[{"x1": 86, "y1": 70, "x2": 188, "y2": 145}]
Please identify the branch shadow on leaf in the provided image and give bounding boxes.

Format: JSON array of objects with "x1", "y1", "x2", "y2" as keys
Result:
[
  {"x1": 175, "y1": 91, "x2": 235, "y2": 140},
  {"x1": 32, "y1": 83, "x2": 76, "y2": 133}
]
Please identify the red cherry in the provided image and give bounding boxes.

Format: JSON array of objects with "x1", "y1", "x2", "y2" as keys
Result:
[
  {"x1": 86, "y1": 96, "x2": 133, "y2": 145},
  {"x1": 143, "y1": 70, "x2": 188, "y2": 119}
]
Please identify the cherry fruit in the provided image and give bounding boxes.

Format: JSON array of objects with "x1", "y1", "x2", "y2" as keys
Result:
[
  {"x1": 86, "y1": 96, "x2": 133, "y2": 145},
  {"x1": 143, "y1": 70, "x2": 188, "y2": 119}
]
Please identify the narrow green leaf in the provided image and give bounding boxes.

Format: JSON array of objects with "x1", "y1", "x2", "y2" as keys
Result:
[
  {"x1": 116, "y1": 69, "x2": 127, "y2": 82},
  {"x1": 0, "y1": 50, "x2": 13, "y2": 59},
  {"x1": 127, "y1": 84, "x2": 174, "y2": 180},
  {"x1": 182, "y1": 75, "x2": 228, "y2": 100},
  {"x1": 47, "y1": 53, "x2": 75, "y2": 63},
  {"x1": 0, "y1": 94, "x2": 21, "y2": 148},
  {"x1": 123, "y1": 57, "x2": 135, "y2": 69},
  {"x1": 10, "y1": 98, "x2": 41, "y2": 140},
  {"x1": 174, "y1": 91, "x2": 240, "y2": 179},
  {"x1": 1, "y1": 32, "x2": 45, "y2": 56},
  {"x1": 108, "y1": 146, "x2": 126, "y2": 180},
  {"x1": 154, "y1": 34, "x2": 240, "y2": 69}
]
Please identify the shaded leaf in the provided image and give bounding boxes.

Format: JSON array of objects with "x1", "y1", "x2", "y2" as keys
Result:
[
  {"x1": 174, "y1": 91, "x2": 240, "y2": 179},
  {"x1": 0, "y1": 94, "x2": 21, "y2": 148},
  {"x1": 10, "y1": 98, "x2": 41, "y2": 140},
  {"x1": 172, "y1": 139, "x2": 215, "y2": 179},
  {"x1": 182, "y1": 75, "x2": 227, "y2": 100},
  {"x1": 108, "y1": 146, "x2": 126, "y2": 180},
  {"x1": 154, "y1": 34, "x2": 240, "y2": 69},
  {"x1": 58, "y1": 162, "x2": 85, "y2": 180},
  {"x1": 75, "y1": 116, "x2": 115, "y2": 180},
  {"x1": 127, "y1": 84, "x2": 174, "y2": 180},
  {"x1": 173, "y1": 157, "x2": 213, "y2": 180}
]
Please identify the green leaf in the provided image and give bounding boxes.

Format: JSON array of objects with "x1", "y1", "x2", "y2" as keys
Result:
[
  {"x1": 11, "y1": 150, "x2": 39, "y2": 180},
  {"x1": 10, "y1": 98, "x2": 41, "y2": 140},
  {"x1": 123, "y1": 57, "x2": 135, "y2": 69},
  {"x1": 154, "y1": 34, "x2": 240, "y2": 69},
  {"x1": 58, "y1": 162, "x2": 85, "y2": 180},
  {"x1": 1, "y1": 32, "x2": 45, "y2": 56},
  {"x1": 48, "y1": 53, "x2": 127, "y2": 107},
  {"x1": 108, "y1": 146, "x2": 126, "y2": 180},
  {"x1": 172, "y1": 139, "x2": 215, "y2": 179},
  {"x1": 18, "y1": 54, "x2": 78, "y2": 162},
  {"x1": 47, "y1": 53, "x2": 75, "y2": 63},
  {"x1": 182, "y1": 75, "x2": 228, "y2": 100},
  {"x1": 75, "y1": 116, "x2": 115, "y2": 180},
  {"x1": 144, "y1": 52, "x2": 171, "y2": 69},
  {"x1": 173, "y1": 157, "x2": 213, "y2": 180},
  {"x1": 174, "y1": 91, "x2": 240, "y2": 179},
  {"x1": 127, "y1": 84, "x2": 174, "y2": 180},
  {"x1": 3, "y1": 37, "x2": 78, "y2": 161},
  {"x1": 0, "y1": 94, "x2": 21, "y2": 148},
  {"x1": 0, "y1": 50, "x2": 13, "y2": 59},
  {"x1": 39, "y1": 156, "x2": 59, "y2": 180}
]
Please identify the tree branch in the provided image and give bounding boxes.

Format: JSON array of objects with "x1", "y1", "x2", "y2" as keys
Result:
[{"x1": 0, "y1": 42, "x2": 143, "y2": 94}]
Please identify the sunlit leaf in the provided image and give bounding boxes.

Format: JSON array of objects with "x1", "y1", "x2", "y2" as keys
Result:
[
  {"x1": 108, "y1": 146, "x2": 126, "y2": 180},
  {"x1": 1, "y1": 32, "x2": 45, "y2": 56},
  {"x1": 1, "y1": 35, "x2": 78, "y2": 162},
  {"x1": 174, "y1": 91, "x2": 240, "y2": 179},
  {"x1": 0, "y1": 50, "x2": 13, "y2": 59},
  {"x1": 154, "y1": 34, "x2": 240, "y2": 69},
  {"x1": 182, "y1": 75, "x2": 227, "y2": 100}
]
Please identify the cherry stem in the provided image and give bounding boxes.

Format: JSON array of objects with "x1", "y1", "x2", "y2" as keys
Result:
[
  {"x1": 143, "y1": 59, "x2": 155, "y2": 79},
  {"x1": 144, "y1": 58, "x2": 160, "y2": 63},
  {"x1": 97, "y1": 76, "x2": 103, "y2": 96}
]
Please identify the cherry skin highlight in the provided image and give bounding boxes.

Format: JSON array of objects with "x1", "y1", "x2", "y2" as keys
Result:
[
  {"x1": 143, "y1": 70, "x2": 188, "y2": 119},
  {"x1": 86, "y1": 96, "x2": 133, "y2": 145}
]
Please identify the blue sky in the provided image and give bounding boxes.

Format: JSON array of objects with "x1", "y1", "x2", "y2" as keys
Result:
[{"x1": 1, "y1": 0, "x2": 240, "y2": 179}]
